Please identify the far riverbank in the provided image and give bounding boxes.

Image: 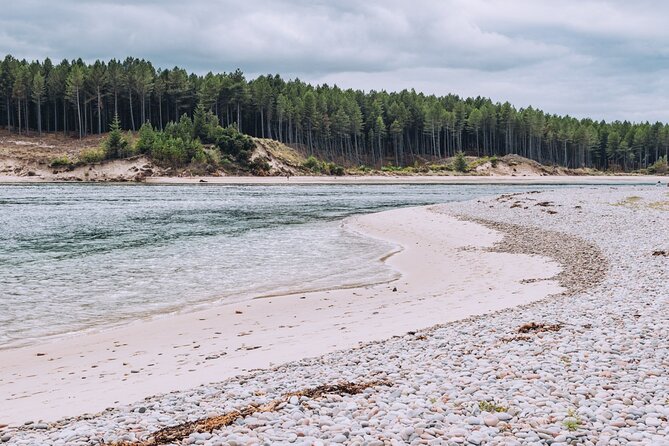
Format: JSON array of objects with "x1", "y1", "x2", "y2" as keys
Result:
[{"x1": 145, "y1": 174, "x2": 667, "y2": 185}]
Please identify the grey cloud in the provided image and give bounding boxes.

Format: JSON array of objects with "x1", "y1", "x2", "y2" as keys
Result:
[{"x1": 1, "y1": 0, "x2": 668, "y2": 121}]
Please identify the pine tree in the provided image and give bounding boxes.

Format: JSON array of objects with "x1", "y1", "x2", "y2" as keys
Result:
[
  {"x1": 104, "y1": 113, "x2": 130, "y2": 159},
  {"x1": 453, "y1": 151, "x2": 468, "y2": 172},
  {"x1": 31, "y1": 70, "x2": 45, "y2": 135},
  {"x1": 4, "y1": 53, "x2": 669, "y2": 172},
  {"x1": 0, "y1": 55, "x2": 17, "y2": 131},
  {"x1": 87, "y1": 60, "x2": 107, "y2": 134},
  {"x1": 66, "y1": 64, "x2": 85, "y2": 138}
]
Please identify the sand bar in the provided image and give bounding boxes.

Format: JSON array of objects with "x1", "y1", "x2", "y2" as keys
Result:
[{"x1": 0, "y1": 205, "x2": 563, "y2": 425}]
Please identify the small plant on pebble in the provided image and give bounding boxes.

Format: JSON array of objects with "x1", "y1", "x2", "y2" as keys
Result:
[
  {"x1": 563, "y1": 408, "x2": 582, "y2": 431},
  {"x1": 563, "y1": 418, "x2": 581, "y2": 431},
  {"x1": 478, "y1": 401, "x2": 508, "y2": 413}
]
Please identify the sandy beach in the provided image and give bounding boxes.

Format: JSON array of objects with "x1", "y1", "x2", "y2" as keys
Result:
[{"x1": 0, "y1": 206, "x2": 563, "y2": 426}]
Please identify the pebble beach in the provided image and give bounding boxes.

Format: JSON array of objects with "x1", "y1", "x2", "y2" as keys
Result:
[{"x1": 2, "y1": 185, "x2": 668, "y2": 446}]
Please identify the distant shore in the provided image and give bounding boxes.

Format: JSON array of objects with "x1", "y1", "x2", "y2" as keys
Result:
[
  {"x1": 145, "y1": 174, "x2": 668, "y2": 185},
  {"x1": 1, "y1": 173, "x2": 666, "y2": 185}
]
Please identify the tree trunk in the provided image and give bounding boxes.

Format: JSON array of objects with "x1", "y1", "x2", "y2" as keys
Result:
[
  {"x1": 476, "y1": 130, "x2": 479, "y2": 156},
  {"x1": 97, "y1": 87, "x2": 102, "y2": 134},
  {"x1": 158, "y1": 94, "x2": 163, "y2": 130},
  {"x1": 17, "y1": 99, "x2": 22, "y2": 135},
  {"x1": 141, "y1": 93, "x2": 146, "y2": 125},
  {"x1": 53, "y1": 99, "x2": 58, "y2": 132},
  {"x1": 24, "y1": 97, "x2": 29, "y2": 135},
  {"x1": 128, "y1": 88, "x2": 135, "y2": 131},
  {"x1": 5, "y1": 98, "x2": 10, "y2": 131},
  {"x1": 260, "y1": 108, "x2": 265, "y2": 138},
  {"x1": 563, "y1": 140, "x2": 568, "y2": 167},
  {"x1": 83, "y1": 96, "x2": 88, "y2": 137},
  {"x1": 37, "y1": 98, "x2": 42, "y2": 135},
  {"x1": 236, "y1": 101, "x2": 241, "y2": 132},
  {"x1": 76, "y1": 88, "x2": 82, "y2": 139}
]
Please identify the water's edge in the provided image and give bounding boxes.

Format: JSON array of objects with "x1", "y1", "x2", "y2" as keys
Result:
[{"x1": 0, "y1": 184, "x2": 583, "y2": 349}]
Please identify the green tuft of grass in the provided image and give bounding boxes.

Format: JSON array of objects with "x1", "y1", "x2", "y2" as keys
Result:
[
  {"x1": 563, "y1": 408, "x2": 582, "y2": 431},
  {"x1": 79, "y1": 148, "x2": 106, "y2": 164},
  {"x1": 563, "y1": 418, "x2": 581, "y2": 431},
  {"x1": 478, "y1": 400, "x2": 508, "y2": 413},
  {"x1": 49, "y1": 155, "x2": 74, "y2": 168}
]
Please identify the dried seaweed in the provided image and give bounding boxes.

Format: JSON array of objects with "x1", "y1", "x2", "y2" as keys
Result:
[
  {"x1": 517, "y1": 322, "x2": 562, "y2": 334},
  {"x1": 108, "y1": 379, "x2": 391, "y2": 446}
]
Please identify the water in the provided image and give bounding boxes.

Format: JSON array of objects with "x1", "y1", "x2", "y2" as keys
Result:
[{"x1": 0, "y1": 183, "x2": 562, "y2": 347}]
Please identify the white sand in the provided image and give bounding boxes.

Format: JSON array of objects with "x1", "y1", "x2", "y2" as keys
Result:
[
  {"x1": 0, "y1": 206, "x2": 564, "y2": 425},
  {"x1": 144, "y1": 175, "x2": 667, "y2": 185}
]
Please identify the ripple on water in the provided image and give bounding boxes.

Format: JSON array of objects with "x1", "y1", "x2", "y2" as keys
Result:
[{"x1": 0, "y1": 183, "x2": 567, "y2": 346}]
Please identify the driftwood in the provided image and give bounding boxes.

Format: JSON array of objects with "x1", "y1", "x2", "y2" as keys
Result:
[
  {"x1": 109, "y1": 379, "x2": 391, "y2": 446},
  {"x1": 517, "y1": 322, "x2": 562, "y2": 334}
]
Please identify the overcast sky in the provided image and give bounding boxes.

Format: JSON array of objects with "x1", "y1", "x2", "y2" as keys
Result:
[{"x1": 2, "y1": 0, "x2": 669, "y2": 122}]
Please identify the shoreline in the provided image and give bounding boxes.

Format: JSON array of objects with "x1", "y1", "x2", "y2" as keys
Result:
[
  {"x1": 0, "y1": 205, "x2": 564, "y2": 425},
  {"x1": 147, "y1": 174, "x2": 668, "y2": 185},
  {"x1": 4, "y1": 186, "x2": 667, "y2": 445},
  {"x1": 0, "y1": 173, "x2": 667, "y2": 185},
  {"x1": 0, "y1": 246, "x2": 402, "y2": 353}
]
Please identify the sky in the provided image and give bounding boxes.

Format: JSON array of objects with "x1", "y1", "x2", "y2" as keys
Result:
[{"x1": 2, "y1": 0, "x2": 669, "y2": 122}]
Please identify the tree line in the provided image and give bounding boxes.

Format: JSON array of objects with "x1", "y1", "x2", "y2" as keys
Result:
[{"x1": 1, "y1": 54, "x2": 669, "y2": 171}]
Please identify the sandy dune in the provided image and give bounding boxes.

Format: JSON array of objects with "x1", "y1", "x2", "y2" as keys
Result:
[{"x1": 0, "y1": 206, "x2": 563, "y2": 425}]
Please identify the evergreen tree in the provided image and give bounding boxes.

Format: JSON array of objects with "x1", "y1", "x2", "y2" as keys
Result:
[
  {"x1": 87, "y1": 60, "x2": 108, "y2": 134},
  {"x1": 3, "y1": 53, "x2": 669, "y2": 172},
  {"x1": 104, "y1": 113, "x2": 129, "y2": 159},
  {"x1": 31, "y1": 70, "x2": 45, "y2": 135},
  {"x1": 453, "y1": 151, "x2": 468, "y2": 172},
  {"x1": 66, "y1": 64, "x2": 85, "y2": 138}
]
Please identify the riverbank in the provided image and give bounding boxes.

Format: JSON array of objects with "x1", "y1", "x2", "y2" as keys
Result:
[
  {"x1": 150, "y1": 175, "x2": 667, "y2": 185},
  {"x1": 0, "y1": 170, "x2": 669, "y2": 185},
  {"x1": 1, "y1": 172, "x2": 667, "y2": 186},
  {"x1": 3, "y1": 186, "x2": 669, "y2": 445},
  {"x1": 0, "y1": 206, "x2": 564, "y2": 426},
  {"x1": 1, "y1": 174, "x2": 666, "y2": 186}
]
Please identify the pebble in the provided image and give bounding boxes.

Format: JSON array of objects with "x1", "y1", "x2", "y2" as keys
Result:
[
  {"x1": 483, "y1": 414, "x2": 498, "y2": 426},
  {"x1": 466, "y1": 417, "x2": 482, "y2": 425}
]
